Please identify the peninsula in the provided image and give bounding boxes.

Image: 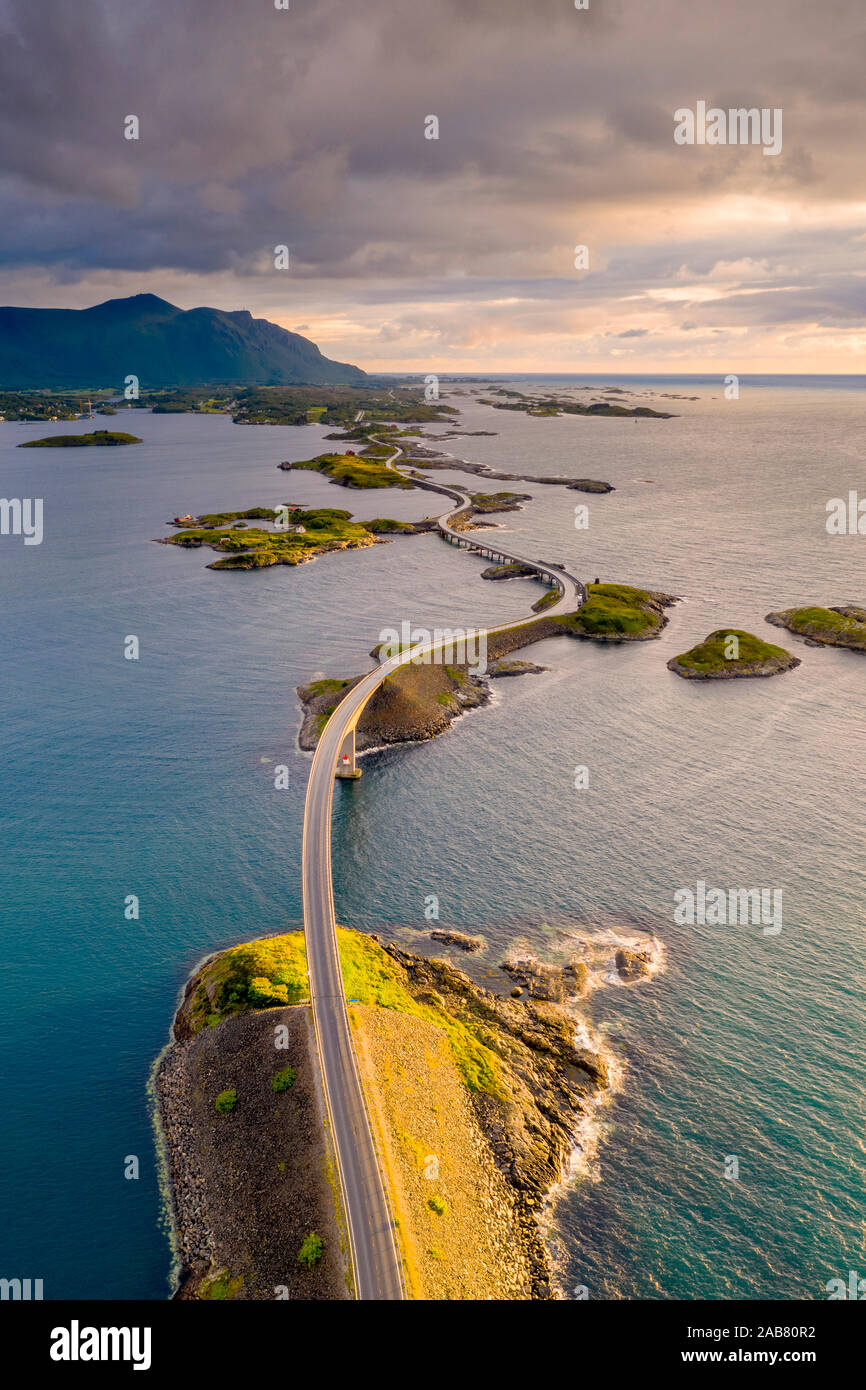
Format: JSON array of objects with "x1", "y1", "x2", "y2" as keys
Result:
[{"x1": 155, "y1": 926, "x2": 608, "y2": 1300}]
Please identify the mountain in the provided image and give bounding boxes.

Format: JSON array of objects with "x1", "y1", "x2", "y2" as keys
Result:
[{"x1": 0, "y1": 294, "x2": 366, "y2": 388}]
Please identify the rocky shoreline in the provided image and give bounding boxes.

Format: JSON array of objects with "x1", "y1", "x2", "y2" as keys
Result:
[
  {"x1": 155, "y1": 974, "x2": 350, "y2": 1301},
  {"x1": 404, "y1": 443, "x2": 614, "y2": 492},
  {"x1": 378, "y1": 941, "x2": 609, "y2": 1298}
]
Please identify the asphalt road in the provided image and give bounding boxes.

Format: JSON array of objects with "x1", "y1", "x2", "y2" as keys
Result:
[{"x1": 301, "y1": 441, "x2": 585, "y2": 1299}]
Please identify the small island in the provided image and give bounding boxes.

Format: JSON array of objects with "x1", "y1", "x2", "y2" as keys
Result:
[
  {"x1": 163, "y1": 506, "x2": 377, "y2": 569},
  {"x1": 278, "y1": 451, "x2": 415, "y2": 489},
  {"x1": 19, "y1": 429, "x2": 142, "y2": 447},
  {"x1": 482, "y1": 562, "x2": 536, "y2": 580},
  {"x1": 667, "y1": 629, "x2": 800, "y2": 680},
  {"x1": 765, "y1": 605, "x2": 866, "y2": 652}
]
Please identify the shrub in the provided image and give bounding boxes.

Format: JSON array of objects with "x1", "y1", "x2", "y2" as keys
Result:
[
  {"x1": 248, "y1": 976, "x2": 290, "y2": 1007},
  {"x1": 298, "y1": 1233, "x2": 323, "y2": 1268},
  {"x1": 427, "y1": 1195, "x2": 448, "y2": 1216},
  {"x1": 215, "y1": 1089, "x2": 237, "y2": 1114},
  {"x1": 272, "y1": 1064, "x2": 297, "y2": 1093}
]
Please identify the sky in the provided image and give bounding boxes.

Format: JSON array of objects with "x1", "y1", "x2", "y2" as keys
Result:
[{"x1": 0, "y1": 0, "x2": 865, "y2": 374}]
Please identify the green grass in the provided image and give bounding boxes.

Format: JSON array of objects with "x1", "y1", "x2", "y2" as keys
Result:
[
  {"x1": 215, "y1": 1089, "x2": 237, "y2": 1114},
  {"x1": 469, "y1": 491, "x2": 524, "y2": 512},
  {"x1": 532, "y1": 587, "x2": 559, "y2": 613},
  {"x1": 672, "y1": 629, "x2": 792, "y2": 674},
  {"x1": 365, "y1": 517, "x2": 416, "y2": 533},
  {"x1": 195, "y1": 507, "x2": 283, "y2": 527},
  {"x1": 272, "y1": 1064, "x2": 297, "y2": 1093},
  {"x1": 304, "y1": 678, "x2": 351, "y2": 698},
  {"x1": 774, "y1": 606, "x2": 866, "y2": 643},
  {"x1": 201, "y1": 1269, "x2": 244, "y2": 1300},
  {"x1": 557, "y1": 582, "x2": 660, "y2": 636}
]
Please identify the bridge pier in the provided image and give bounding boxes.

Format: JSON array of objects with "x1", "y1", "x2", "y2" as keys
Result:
[{"x1": 335, "y1": 726, "x2": 362, "y2": 779}]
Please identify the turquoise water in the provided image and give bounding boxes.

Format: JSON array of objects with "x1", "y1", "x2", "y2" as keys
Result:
[{"x1": 1, "y1": 380, "x2": 863, "y2": 1299}]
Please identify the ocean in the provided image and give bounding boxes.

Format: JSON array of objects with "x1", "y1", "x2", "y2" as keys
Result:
[{"x1": 1, "y1": 376, "x2": 863, "y2": 1299}]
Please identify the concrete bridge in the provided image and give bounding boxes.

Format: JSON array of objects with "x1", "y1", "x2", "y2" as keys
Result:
[{"x1": 301, "y1": 440, "x2": 586, "y2": 1299}]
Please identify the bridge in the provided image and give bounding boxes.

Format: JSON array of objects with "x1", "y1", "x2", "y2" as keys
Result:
[{"x1": 301, "y1": 439, "x2": 586, "y2": 1299}]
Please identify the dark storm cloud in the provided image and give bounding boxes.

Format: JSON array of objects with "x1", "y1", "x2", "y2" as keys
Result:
[{"x1": 0, "y1": 0, "x2": 864, "y2": 365}]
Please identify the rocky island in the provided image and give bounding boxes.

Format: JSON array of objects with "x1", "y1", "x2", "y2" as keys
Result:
[
  {"x1": 667, "y1": 629, "x2": 800, "y2": 680},
  {"x1": 161, "y1": 506, "x2": 379, "y2": 569},
  {"x1": 155, "y1": 926, "x2": 609, "y2": 1300},
  {"x1": 765, "y1": 604, "x2": 866, "y2": 652}
]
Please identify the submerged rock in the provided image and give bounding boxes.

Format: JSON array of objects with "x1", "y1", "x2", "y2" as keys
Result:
[{"x1": 429, "y1": 928, "x2": 485, "y2": 953}]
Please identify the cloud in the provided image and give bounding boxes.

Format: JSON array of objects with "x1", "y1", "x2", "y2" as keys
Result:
[{"x1": 0, "y1": 0, "x2": 864, "y2": 369}]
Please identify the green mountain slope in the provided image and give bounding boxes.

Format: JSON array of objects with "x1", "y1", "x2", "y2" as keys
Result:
[{"x1": 0, "y1": 294, "x2": 366, "y2": 388}]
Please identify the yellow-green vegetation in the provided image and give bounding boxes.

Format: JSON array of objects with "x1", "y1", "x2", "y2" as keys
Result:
[
  {"x1": 288, "y1": 451, "x2": 415, "y2": 489},
  {"x1": 189, "y1": 934, "x2": 310, "y2": 1031},
  {"x1": 338, "y1": 929, "x2": 500, "y2": 1095},
  {"x1": 766, "y1": 605, "x2": 866, "y2": 651},
  {"x1": 669, "y1": 628, "x2": 798, "y2": 678},
  {"x1": 168, "y1": 506, "x2": 374, "y2": 569},
  {"x1": 215, "y1": 1089, "x2": 237, "y2": 1114},
  {"x1": 232, "y1": 383, "x2": 455, "y2": 427},
  {"x1": 428, "y1": 1195, "x2": 448, "y2": 1215},
  {"x1": 200, "y1": 1268, "x2": 244, "y2": 1300},
  {"x1": 189, "y1": 927, "x2": 500, "y2": 1096},
  {"x1": 297, "y1": 1233, "x2": 324, "y2": 1268},
  {"x1": 468, "y1": 490, "x2": 526, "y2": 512},
  {"x1": 557, "y1": 582, "x2": 664, "y2": 637},
  {"x1": 272, "y1": 1064, "x2": 297, "y2": 1093},
  {"x1": 532, "y1": 587, "x2": 559, "y2": 613}
]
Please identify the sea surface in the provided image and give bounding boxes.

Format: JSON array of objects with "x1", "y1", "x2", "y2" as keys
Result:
[{"x1": 1, "y1": 376, "x2": 864, "y2": 1299}]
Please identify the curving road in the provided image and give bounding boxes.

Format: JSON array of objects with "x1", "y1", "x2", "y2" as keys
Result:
[{"x1": 301, "y1": 439, "x2": 586, "y2": 1300}]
